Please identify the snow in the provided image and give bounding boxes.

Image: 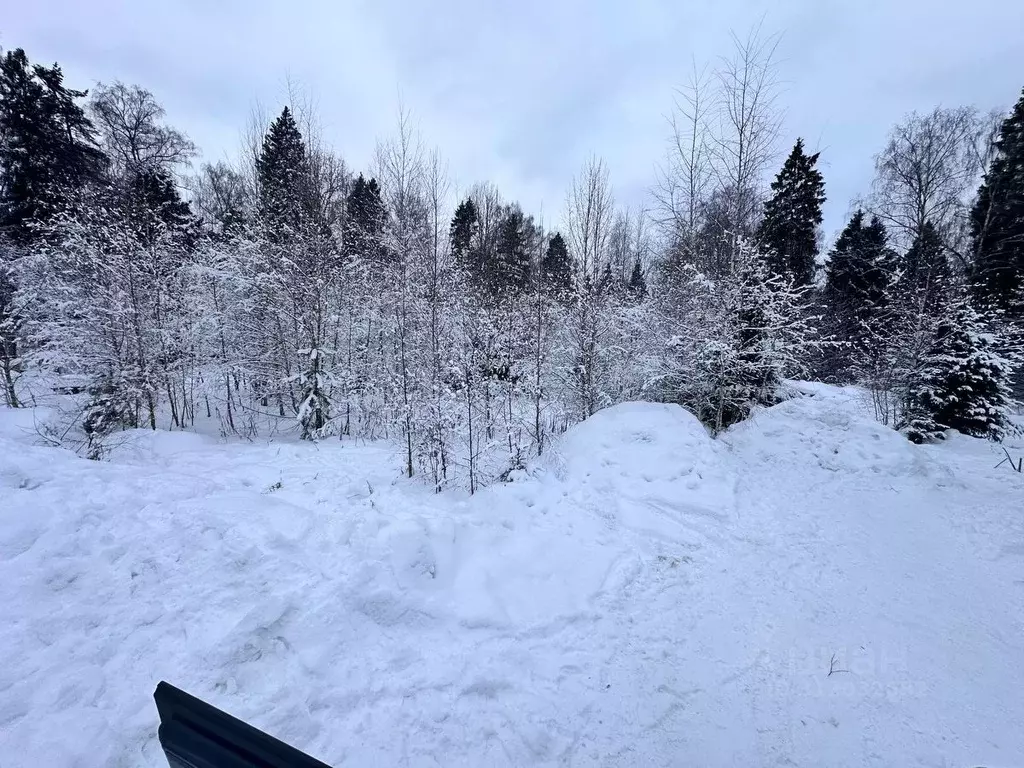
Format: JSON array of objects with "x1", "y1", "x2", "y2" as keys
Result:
[{"x1": 2, "y1": 386, "x2": 1024, "y2": 767}]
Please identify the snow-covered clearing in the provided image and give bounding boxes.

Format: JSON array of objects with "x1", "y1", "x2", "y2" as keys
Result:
[{"x1": 2, "y1": 385, "x2": 1023, "y2": 767}]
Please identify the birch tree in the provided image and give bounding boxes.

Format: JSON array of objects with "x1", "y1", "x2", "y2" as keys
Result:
[{"x1": 870, "y1": 106, "x2": 995, "y2": 263}]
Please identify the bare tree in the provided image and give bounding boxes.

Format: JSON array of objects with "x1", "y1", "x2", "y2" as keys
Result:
[
  {"x1": 469, "y1": 181, "x2": 503, "y2": 263},
  {"x1": 563, "y1": 156, "x2": 616, "y2": 419},
  {"x1": 0, "y1": 257, "x2": 20, "y2": 407},
  {"x1": 710, "y1": 26, "x2": 784, "y2": 265},
  {"x1": 607, "y1": 209, "x2": 634, "y2": 285},
  {"x1": 869, "y1": 106, "x2": 993, "y2": 264},
  {"x1": 89, "y1": 82, "x2": 195, "y2": 179},
  {"x1": 374, "y1": 105, "x2": 429, "y2": 477},
  {"x1": 565, "y1": 155, "x2": 614, "y2": 285},
  {"x1": 237, "y1": 101, "x2": 271, "y2": 204},
  {"x1": 286, "y1": 81, "x2": 350, "y2": 228},
  {"x1": 656, "y1": 26, "x2": 782, "y2": 276},
  {"x1": 423, "y1": 146, "x2": 453, "y2": 491},
  {"x1": 655, "y1": 62, "x2": 715, "y2": 249},
  {"x1": 605, "y1": 206, "x2": 654, "y2": 288},
  {"x1": 190, "y1": 161, "x2": 248, "y2": 230}
]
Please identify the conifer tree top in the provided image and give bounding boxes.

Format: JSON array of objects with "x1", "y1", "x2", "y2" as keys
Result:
[
  {"x1": 256, "y1": 106, "x2": 310, "y2": 230},
  {"x1": 758, "y1": 137, "x2": 826, "y2": 286},
  {"x1": 970, "y1": 86, "x2": 1024, "y2": 313}
]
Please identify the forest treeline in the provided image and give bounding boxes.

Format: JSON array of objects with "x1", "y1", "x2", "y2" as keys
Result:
[{"x1": 1, "y1": 32, "x2": 1021, "y2": 489}]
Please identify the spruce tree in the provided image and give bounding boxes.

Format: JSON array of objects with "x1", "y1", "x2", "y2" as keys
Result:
[
  {"x1": 675, "y1": 246, "x2": 820, "y2": 432},
  {"x1": 905, "y1": 302, "x2": 1015, "y2": 442},
  {"x1": 255, "y1": 106, "x2": 310, "y2": 233},
  {"x1": 825, "y1": 212, "x2": 894, "y2": 318},
  {"x1": 128, "y1": 168, "x2": 195, "y2": 247},
  {"x1": 757, "y1": 138, "x2": 826, "y2": 286},
  {"x1": 971, "y1": 87, "x2": 1024, "y2": 316},
  {"x1": 0, "y1": 48, "x2": 106, "y2": 242},
  {"x1": 493, "y1": 205, "x2": 532, "y2": 296},
  {"x1": 342, "y1": 174, "x2": 387, "y2": 265},
  {"x1": 627, "y1": 259, "x2": 648, "y2": 302},
  {"x1": 822, "y1": 211, "x2": 898, "y2": 377},
  {"x1": 449, "y1": 197, "x2": 479, "y2": 273},
  {"x1": 541, "y1": 232, "x2": 573, "y2": 300},
  {"x1": 82, "y1": 374, "x2": 137, "y2": 459},
  {"x1": 901, "y1": 220, "x2": 951, "y2": 313}
]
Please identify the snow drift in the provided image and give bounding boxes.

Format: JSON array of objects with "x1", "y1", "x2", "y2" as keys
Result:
[{"x1": 1, "y1": 386, "x2": 1023, "y2": 767}]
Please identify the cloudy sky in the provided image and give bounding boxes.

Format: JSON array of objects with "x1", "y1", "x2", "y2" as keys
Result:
[{"x1": 5, "y1": 0, "x2": 1024, "y2": 241}]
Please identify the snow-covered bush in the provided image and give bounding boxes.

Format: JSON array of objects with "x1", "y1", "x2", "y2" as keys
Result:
[{"x1": 663, "y1": 243, "x2": 822, "y2": 432}]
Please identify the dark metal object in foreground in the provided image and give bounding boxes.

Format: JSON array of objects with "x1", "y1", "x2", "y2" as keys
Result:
[{"x1": 154, "y1": 681, "x2": 331, "y2": 768}]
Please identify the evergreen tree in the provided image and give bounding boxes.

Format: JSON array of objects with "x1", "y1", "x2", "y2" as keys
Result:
[
  {"x1": 541, "y1": 232, "x2": 573, "y2": 299},
  {"x1": 822, "y1": 211, "x2": 897, "y2": 378},
  {"x1": 670, "y1": 243, "x2": 822, "y2": 432},
  {"x1": 493, "y1": 205, "x2": 533, "y2": 296},
  {"x1": 901, "y1": 220, "x2": 951, "y2": 313},
  {"x1": 757, "y1": 138, "x2": 826, "y2": 285},
  {"x1": 824, "y1": 212, "x2": 894, "y2": 319},
  {"x1": 342, "y1": 174, "x2": 387, "y2": 265},
  {"x1": 971, "y1": 88, "x2": 1024, "y2": 316},
  {"x1": 255, "y1": 106, "x2": 309, "y2": 233},
  {"x1": 905, "y1": 302, "x2": 1016, "y2": 442},
  {"x1": 128, "y1": 168, "x2": 196, "y2": 247},
  {"x1": 0, "y1": 48, "x2": 106, "y2": 242},
  {"x1": 449, "y1": 197, "x2": 479, "y2": 274},
  {"x1": 627, "y1": 258, "x2": 647, "y2": 302},
  {"x1": 82, "y1": 373, "x2": 137, "y2": 459}
]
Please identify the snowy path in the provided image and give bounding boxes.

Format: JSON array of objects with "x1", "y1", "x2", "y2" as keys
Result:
[
  {"x1": 1, "y1": 388, "x2": 1023, "y2": 766},
  {"x1": 717, "y1": 392, "x2": 1024, "y2": 766}
]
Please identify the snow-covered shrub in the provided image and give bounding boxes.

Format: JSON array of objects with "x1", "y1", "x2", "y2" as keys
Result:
[{"x1": 663, "y1": 243, "x2": 823, "y2": 432}]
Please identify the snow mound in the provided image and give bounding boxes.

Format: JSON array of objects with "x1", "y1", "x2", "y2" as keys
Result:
[
  {"x1": 552, "y1": 402, "x2": 715, "y2": 480},
  {"x1": 543, "y1": 401, "x2": 734, "y2": 553},
  {"x1": 726, "y1": 389, "x2": 941, "y2": 480},
  {"x1": 552, "y1": 402, "x2": 731, "y2": 506},
  {"x1": 107, "y1": 427, "x2": 217, "y2": 464}
]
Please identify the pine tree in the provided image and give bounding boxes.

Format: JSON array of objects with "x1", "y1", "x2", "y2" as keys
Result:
[
  {"x1": 82, "y1": 373, "x2": 136, "y2": 459},
  {"x1": 905, "y1": 302, "x2": 1016, "y2": 442},
  {"x1": 255, "y1": 106, "x2": 310, "y2": 233},
  {"x1": 0, "y1": 48, "x2": 106, "y2": 243},
  {"x1": 971, "y1": 88, "x2": 1024, "y2": 316},
  {"x1": 901, "y1": 220, "x2": 951, "y2": 313},
  {"x1": 757, "y1": 138, "x2": 826, "y2": 286},
  {"x1": 541, "y1": 232, "x2": 573, "y2": 300},
  {"x1": 627, "y1": 258, "x2": 647, "y2": 302}
]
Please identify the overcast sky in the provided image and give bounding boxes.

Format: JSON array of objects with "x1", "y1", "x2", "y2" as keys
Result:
[{"x1": 5, "y1": 0, "x2": 1024, "y2": 242}]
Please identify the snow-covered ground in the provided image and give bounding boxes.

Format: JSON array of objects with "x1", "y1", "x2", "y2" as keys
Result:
[{"x1": 2, "y1": 385, "x2": 1023, "y2": 767}]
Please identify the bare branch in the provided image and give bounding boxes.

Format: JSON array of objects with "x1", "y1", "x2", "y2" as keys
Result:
[
  {"x1": 89, "y1": 81, "x2": 195, "y2": 179},
  {"x1": 868, "y1": 106, "x2": 990, "y2": 264},
  {"x1": 564, "y1": 155, "x2": 614, "y2": 285}
]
